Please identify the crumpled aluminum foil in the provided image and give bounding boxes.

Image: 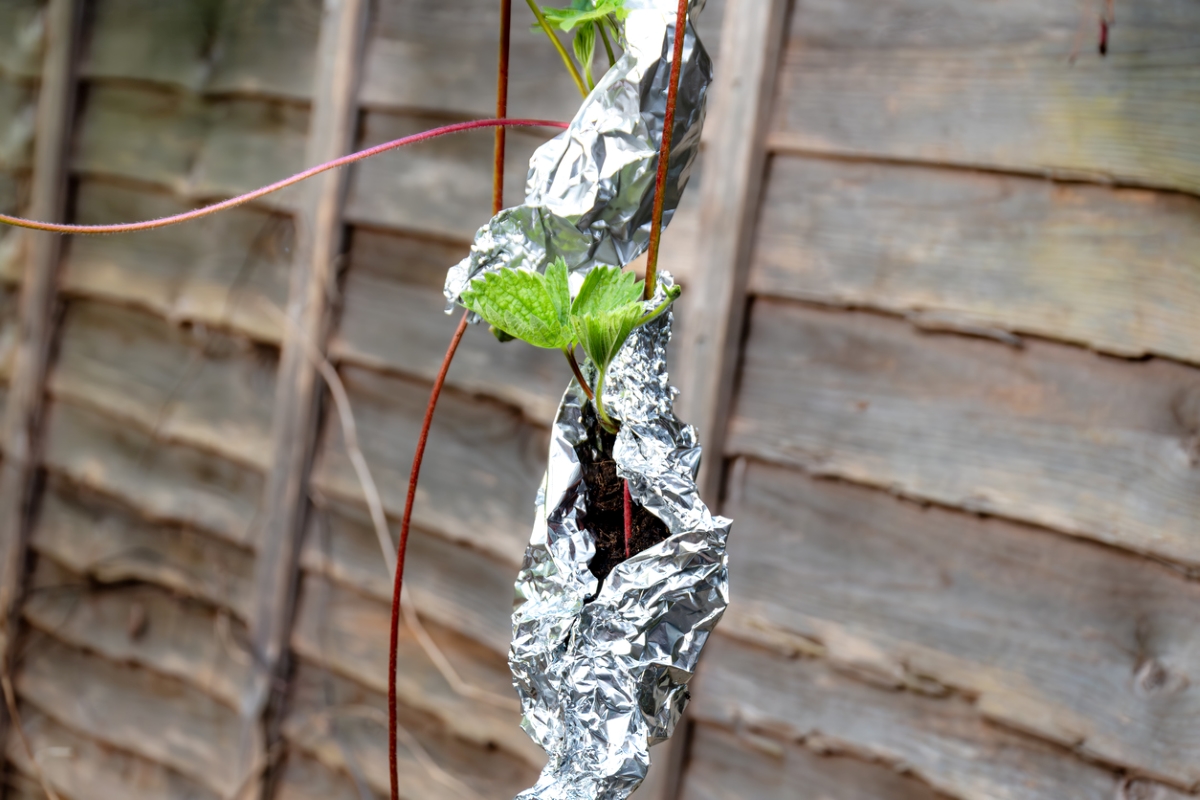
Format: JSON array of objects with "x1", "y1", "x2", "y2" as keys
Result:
[
  {"x1": 444, "y1": 0, "x2": 713, "y2": 305},
  {"x1": 509, "y1": 287, "x2": 731, "y2": 800},
  {"x1": 439, "y1": 1, "x2": 729, "y2": 796}
]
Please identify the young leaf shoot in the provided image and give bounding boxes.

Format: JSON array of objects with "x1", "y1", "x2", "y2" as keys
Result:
[{"x1": 460, "y1": 258, "x2": 680, "y2": 434}]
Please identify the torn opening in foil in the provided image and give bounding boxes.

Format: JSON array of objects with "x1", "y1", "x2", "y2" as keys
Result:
[{"x1": 510, "y1": 292, "x2": 730, "y2": 800}]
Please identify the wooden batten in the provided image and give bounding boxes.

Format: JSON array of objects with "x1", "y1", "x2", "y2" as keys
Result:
[
  {"x1": 674, "y1": 0, "x2": 790, "y2": 505},
  {"x1": 245, "y1": 1, "x2": 370, "y2": 798},
  {"x1": 0, "y1": 0, "x2": 81, "y2": 753}
]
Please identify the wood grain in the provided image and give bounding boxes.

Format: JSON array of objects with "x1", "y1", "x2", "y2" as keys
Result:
[
  {"x1": 7, "y1": 705, "x2": 220, "y2": 800},
  {"x1": 0, "y1": 170, "x2": 29, "y2": 283},
  {"x1": 82, "y1": 0, "x2": 322, "y2": 101},
  {"x1": 302, "y1": 498, "x2": 515, "y2": 654},
  {"x1": 274, "y1": 753, "x2": 382, "y2": 800},
  {"x1": 15, "y1": 633, "x2": 258, "y2": 797},
  {"x1": 311, "y1": 366, "x2": 546, "y2": 565},
  {"x1": 0, "y1": 1, "x2": 45, "y2": 80},
  {"x1": 724, "y1": 459, "x2": 1200, "y2": 788},
  {"x1": 673, "y1": 0, "x2": 788, "y2": 502},
  {"x1": 751, "y1": 156, "x2": 1200, "y2": 364},
  {"x1": 728, "y1": 300, "x2": 1200, "y2": 566},
  {"x1": 692, "y1": 635, "x2": 1134, "y2": 800},
  {"x1": 290, "y1": 573, "x2": 541, "y2": 767},
  {"x1": 0, "y1": 0, "x2": 80, "y2": 757},
  {"x1": 0, "y1": 76, "x2": 38, "y2": 170},
  {"x1": 332, "y1": 279, "x2": 565, "y2": 423},
  {"x1": 345, "y1": 111, "x2": 547, "y2": 241},
  {"x1": 64, "y1": 180, "x2": 294, "y2": 343},
  {"x1": 42, "y1": 400, "x2": 263, "y2": 547},
  {"x1": 31, "y1": 479, "x2": 256, "y2": 619},
  {"x1": 50, "y1": 299, "x2": 277, "y2": 470},
  {"x1": 770, "y1": 0, "x2": 1200, "y2": 194},
  {"x1": 359, "y1": 0, "x2": 726, "y2": 118},
  {"x1": 73, "y1": 83, "x2": 308, "y2": 207},
  {"x1": 24, "y1": 556, "x2": 253, "y2": 710},
  {"x1": 282, "y1": 662, "x2": 537, "y2": 800},
  {"x1": 249, "y1": 1, "x2": 369, "y2": 787},
  {"x1": 681, "y1": 723, "x2": 947, "y2": 800}
]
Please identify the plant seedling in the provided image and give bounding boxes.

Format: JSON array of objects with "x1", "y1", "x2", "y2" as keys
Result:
[
  {"x1": 531, "y1": 0, "x2": 629, "y2": 91},
  {"x1": 460, "y1": 257, "x2": 680, "y2": 434}
]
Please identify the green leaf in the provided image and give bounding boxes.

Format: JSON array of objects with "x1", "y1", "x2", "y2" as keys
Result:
[
  {"x1": 460, "y1": 268, "x2": 573, "y2": 350},
  {"x1": 543, "y1": 257, "x2": 573, "y2": 326},
  {"x1": 542, "y1": 0, "x2": 629, "y2": 32},
  {"x1": 572, "y1": 302, "x2": 644, "y2": 375},
  {"x1": 573, "y1": 24, "x2": 597, "y2": 88},
  {"x1": 571, "y1": 265, "x2": 643, "y2": 318}
]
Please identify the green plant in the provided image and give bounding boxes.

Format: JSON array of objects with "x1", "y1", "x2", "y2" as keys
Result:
[
  {"x1": 460, "y1": 257, "x2": 679, "y2": 433},
  {"x1": 529, "y1": 0, "x2": 629, "y2": 93}
]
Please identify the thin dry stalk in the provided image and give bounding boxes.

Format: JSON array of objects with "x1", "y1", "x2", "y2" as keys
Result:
[
  {"x1": 314, "y1": 704, "x2": 486, "y2": 800},
  {"x1": 1, "y1": 671, "x2": 63, "y2": 800},
  {"x1": 261, "y1": 298, "x2": 518, "y2": 714}
]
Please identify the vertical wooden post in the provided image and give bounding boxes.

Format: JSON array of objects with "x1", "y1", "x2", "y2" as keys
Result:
[
  {"x1": 0, "y1": 0, "x2": 81, "y2": 735},
  {"x1": 240, "y1": 0, "x2": 369, "y2": 794},
  {"x1": 675, "y1": 0, "x2": 790, "y2": 506},
  {"x1": 652, "y1": 1, "x2": 790, "y2": 797}
]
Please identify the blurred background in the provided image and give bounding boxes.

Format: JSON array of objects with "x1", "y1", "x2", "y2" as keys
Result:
[{"x1": 0, "y1": 0, "x2": 1197, "y2": 799}]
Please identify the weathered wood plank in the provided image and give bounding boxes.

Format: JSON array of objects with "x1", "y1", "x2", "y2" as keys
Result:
[
  {"x1": 73, "y1": 83, "x2": 308, "y2": 207},
  {"x1": 248, "y1": 3, "x2": 370, "y2": 793},
  {"x1": 0, "y1": 0, "x2": 80, "y2": 757},
  {"x1": 282, "y1": 662, "x2": 537, "y2": 800},
  {"x1": 725, "y1": 460, "x2": 1200, "y2": 788},
  {"x1": 31, "y1": 479, "x2": 255, "y2": 619},
  {"x1": 345, "y1": 112, "x2": 546, "y2": 241},
  {"x1": 673, "y1": 0, "x2": 788, "y2": 502},
  {"x1": 681, "y1": 723, "x2": 946, "y2": 800},
  {"x1": 82, "y1": 0, "x2": 322, "y2": 101},
  {"x1": 7, "y1": 706, "x2": 219, "y2": 800},
  {"x1": 311, "y1": 366, "x2": 545, "y2": 564},
  {"x1": 42, "y1": 400, "x2": 262, "y2": 547},
  {"x1": 274, "y1": 753, "x2": 382, "y2": 800},
  {"x1": 692, "y1": 635, "x2": 1132, "y2": 800},
  {"x1": 751, "y1": 157, "x2": 1200, "y2": 365},
  {"x1": 24, "y1": 556, "x2": 253, "y2": 710},
  {"x1": 360, "y1": 0, "x2": 726, "y2": 118},
  {"x1": 290, "y1": 573, "x2": 540, "y2": 767},
  {"x1": 728, "y1": 301, "x2": 1200, "y2": 566},
  {"x1": 332, "y1": 278, "x2": 566, "y2": 423},
  {"x1": 15, "y1": 634, "x2": 258, "y2": 797},
  {"x1": 0, "y1": 169, "x2": 29, "y2": 283},
  {"x1": 0, "y1": 1, "x2": 45, "y2": 80},
  {"x1": 770, "y1": 0, "x2": 1200, "y2": 194},
  {"x1": 0, "y1": 77, "x2": 38, "y2": 170},
  {"x1": 302, "y1": 498, "x2": 515, "y2": 653},
  {"x1": 63, "y1": 180, "x2": 294, "y2": 343},
  {"x1": 0, "y1": 287, "x2": 18, "y2": 383},
  {"x1": 50, "y1": 299, "x2": 277, "y2": 470}
]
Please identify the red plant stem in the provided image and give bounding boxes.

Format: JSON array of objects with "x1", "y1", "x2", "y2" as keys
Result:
[
  {"x1": 388, "y1": 4, "x2": 513, "y2": 800},
  {"x1": 494, "y1": 0, "x2": 513, "y2": 214},
  {"x1": 643, "y1": 0, "x2": 690, "y2": 300},
  {"x1": 0, "y1": 118, "x2": 565, "y2": 236},
  {"x1": 623, "y1": 480, "x2": 633, "y2": 559}
]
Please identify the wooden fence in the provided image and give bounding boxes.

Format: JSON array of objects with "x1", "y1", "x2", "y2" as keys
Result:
[{"x1": 0, "y1": 0, "x2": 1198, "y2": 799}]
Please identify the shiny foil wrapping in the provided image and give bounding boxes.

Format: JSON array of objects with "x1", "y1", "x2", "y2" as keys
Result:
[
  {"x1": 440, "y1": 2, "x2": 729, "y2": 797},
  {"x1": 444, "y1": 0, "x2": 713, "y2": 305},
  {"x1": 510, "y1": 290, "x2": 730, "y2": 800}
]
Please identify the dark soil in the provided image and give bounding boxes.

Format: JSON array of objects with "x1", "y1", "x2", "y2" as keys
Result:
[{"x1": 580, "y1": 423, "x2": 671, "y2": 586}]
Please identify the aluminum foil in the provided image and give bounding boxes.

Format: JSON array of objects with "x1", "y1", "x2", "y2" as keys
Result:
[
  {"x1": 438, "y1": 2, "x2": 729, "y2": 796},
  {"x1": 509, "y1": 280, "x2": 731, "y2": 800},
  {"x1": 444, "y1": 0, "x2": 713, "y2": 305}
]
